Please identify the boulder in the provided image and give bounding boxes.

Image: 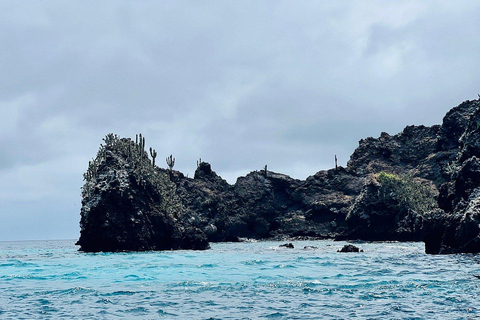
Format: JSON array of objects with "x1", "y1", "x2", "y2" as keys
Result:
[{"x1": 338, "y1": 244, "x2": 363, "y2": 252}]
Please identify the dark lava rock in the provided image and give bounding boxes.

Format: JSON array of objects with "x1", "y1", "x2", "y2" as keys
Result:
[
  {"x1": 337, "y1": 244, "x2": 363, "y2": 253},
  {"x1": 279, "y1": 243, "x2": 294, "y2": 249},
  {"x1": 76, "y1": 134, "x2": 209, "y2": 252},
  {"x1": 286, "y1": 167, "x2": 363, "y2": 239},
  {"x1": 437, "y1": 100, "x2": 478, "y2": 151},
  {"x1": 77, "y1": 98, "x2": 480, "y2": 254},
  {"x1": 423, "y1": 99, "x2": 480, "y2": 254},
  {"x1": 347, "y1": 126, "x2": 441, "y2": 181},
  {"x1": 341, "y1": 173, "x2": 437, "y2": 241},
  {"x1": 173, "y1": 166, "x2": 359, "y2": 242},
  {"x1": 172, "y1": 161, "x2": 235, "y2": 242}
]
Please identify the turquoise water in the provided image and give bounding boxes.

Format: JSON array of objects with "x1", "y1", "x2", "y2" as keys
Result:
[{"x1": 1, "y1": 240, "x2": 479, "y2": 319}]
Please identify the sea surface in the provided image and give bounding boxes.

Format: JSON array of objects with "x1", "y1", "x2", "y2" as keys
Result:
[{"x1": 1, "y1": 240, "x2": 480, "y2": 319}]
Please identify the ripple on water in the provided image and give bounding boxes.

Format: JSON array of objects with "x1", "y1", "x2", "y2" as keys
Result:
[
  {"x1": 103, "y1": 290, "x2": 136, "y2": 296},
  {"x1": 124, "y1": 306, "x2": 149, "y2": 313},
  {"x1": 0, "y1": 260, "x2": 38, "y2": 268},
  {"x1": 265, "y1": 311, "x2": 285, "y2": 318},
  {"x1": 243, "y1": 259, "x2": 267, "y2": 266},
  {"x1": 157, "y1": 309, "x2": 178, "y2": 317}
]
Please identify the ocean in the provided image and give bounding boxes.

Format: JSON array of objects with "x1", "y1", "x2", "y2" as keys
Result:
[{"x1": 1, "y1": 239, "x2": 479, "y2": 319}]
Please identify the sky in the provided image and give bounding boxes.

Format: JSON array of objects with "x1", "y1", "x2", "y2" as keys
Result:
[{"x1": 0, "y1": 1, "x2": 479, "y2": 241}]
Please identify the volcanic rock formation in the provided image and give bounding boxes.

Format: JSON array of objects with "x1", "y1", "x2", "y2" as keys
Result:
[
  {"x1": 76, "y1": 134, "x2": 209, "y2": 252},
  {"x1": 77, "y1": 97, "x2": 480, "y2": 254}
]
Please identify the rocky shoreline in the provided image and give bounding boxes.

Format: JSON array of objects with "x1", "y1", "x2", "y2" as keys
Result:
[{"x1": 77, "y1": 97, "x2": 480, "y2": 254}]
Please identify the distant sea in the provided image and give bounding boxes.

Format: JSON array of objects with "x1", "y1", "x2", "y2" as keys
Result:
[{"x1": 1, "y1": 240, "x2": 479, "y2": 319}]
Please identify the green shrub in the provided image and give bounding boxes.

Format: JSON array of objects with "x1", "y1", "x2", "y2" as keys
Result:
[{"x1": 376, "y1": 171, "x2": 437, "y2": 215}]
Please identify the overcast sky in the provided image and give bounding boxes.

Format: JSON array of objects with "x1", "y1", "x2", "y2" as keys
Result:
[{"x1": 0, "y1": 1, "x2": 479, "y2": 241}]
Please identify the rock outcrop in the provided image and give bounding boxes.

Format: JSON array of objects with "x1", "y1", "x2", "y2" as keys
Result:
[
  {"x1": 347, "y1": 126, "x2": 441, "y2": 179},
  {"x1": 77, "y1": 97, "x2": 480, "y2": 254},
  {"x1": 341, "y1": 172, "x2": 436, "y2": 241},
  {"x1": 422, "y1": 99, "x2": 480, "y2": 253},
  {"x1": 173, "y1": 165, "x2": 359, "y2": 242},
  {"x1": 76, "y1": 135, "x2": 209, "y2": 252}
]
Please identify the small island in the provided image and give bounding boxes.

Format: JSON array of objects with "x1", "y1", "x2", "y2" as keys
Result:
[{"x1": 77, "y1": 98, "x2": 480, "y2": 254}]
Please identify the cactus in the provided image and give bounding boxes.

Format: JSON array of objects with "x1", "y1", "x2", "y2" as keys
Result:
[
  {"x1": 136, "y1": 133, "x2": 146, "y2": 159},
  {"x1": 264, "y1": 165, "x2": 268, "y2": 177},
  {"x1": 197, "y1": 158, "x2": 202, "y2": 168},
  {"x1": 84, "y1": 158, "x2": 99, "y2": 182},
  {"x1": 335, "y1": 155, "x2": 338, "y2": 171},
  {"x1": 103, "y1": 133, "x2": 118, "y2": 147},
  {"x1": 166, "y1": 154, "x2": 175, "y2": 170},
  {"x1": 150, "y1": 147, "x2": 157, "y2": 167}
]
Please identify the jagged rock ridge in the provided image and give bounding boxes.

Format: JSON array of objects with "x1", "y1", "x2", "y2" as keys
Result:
[
  {"x1": 423, "y1": 99, "x2": 480, "y2": 253},
  {"x1": 77, "y1": 98, "x2": 480, "y2": 254}
]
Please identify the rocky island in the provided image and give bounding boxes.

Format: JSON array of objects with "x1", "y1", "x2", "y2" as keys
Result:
[{"x1": 77, "y1": 97, "x2": 480, "y2": 254}]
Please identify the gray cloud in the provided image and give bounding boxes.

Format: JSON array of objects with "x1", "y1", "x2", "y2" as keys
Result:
[{"x1": 0, "y1": 1, "x2": 479, "y2": 240}]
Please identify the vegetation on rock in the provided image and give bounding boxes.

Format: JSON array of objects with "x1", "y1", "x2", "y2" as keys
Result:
[
  {"x1": 376, "y1": 172, "x2": 437, "y2": 216},
  {"x1": 77, "y1": 133, "x2": 209, "y2": 252}
]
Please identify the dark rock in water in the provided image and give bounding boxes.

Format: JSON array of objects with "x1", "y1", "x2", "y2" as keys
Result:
[
  {"x1": 76, "y1": 134, "x2": 209, "y2": 252},
  {"x1": 174, "y1": 165, "x2": 359, "y2": 242},
  {"x1": 76, "y1": 98, "x2": 480, "y2": 254},
  {"x1": 424, "y1": 176, "x2": 480, "y2": 254},
  {"x1": 285, "y1": 167, "x2": 363, "y2": 239},
  {"x1": 423, "y1": 99, "x2": 480, "y2": 254},
  {"x1": 279, "y1": 243, "x2": 294, "y2": 249},
  {"x1": 337, "y1": 244, "x2": 363, "y2": 253},
  {"x1": 341, "y1": 172, "x2": 437, "y2": 242}
]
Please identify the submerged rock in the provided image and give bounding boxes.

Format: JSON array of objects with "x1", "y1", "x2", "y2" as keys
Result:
[{"x1": 279, "y1": 243, "x2": 294, "y2": 249}]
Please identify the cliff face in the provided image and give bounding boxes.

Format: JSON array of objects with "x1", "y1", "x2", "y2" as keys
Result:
[
  {"x1": 423, "y1": 99, "x2": 480, "y2": 253},
  {"x1": 76, "y1": 135, "x2": 209, "y2": 252},
  {"x1": 348, "y1": 126, "x2": 441, "y2": 179},
  {"x1": 342, "y1": 173, "x2": 437, "y2": 241},
  {"x1": 77, "y1": 98, "x2": 480, "y2": 254},
  {"x1": 171, "y1": 164, "x2": 361, "y2": 242}
]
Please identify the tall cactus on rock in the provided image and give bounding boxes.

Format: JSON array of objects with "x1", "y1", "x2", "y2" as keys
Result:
[
  {"x1": 135, "y1": 133, "x2": 146, "y2": 160},
  {"x1": 150, "y1": 147, "x2": 157, "y2": 167},
  {"x1": 166, "y1": 154, "x2": 175, "y2": 171}
]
